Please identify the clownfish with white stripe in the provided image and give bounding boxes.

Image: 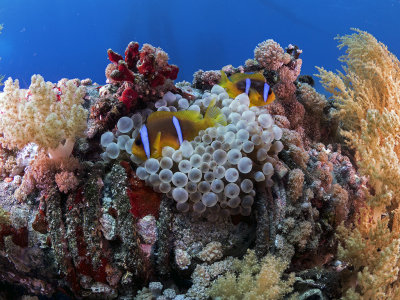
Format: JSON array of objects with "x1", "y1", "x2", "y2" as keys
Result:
[
  {"x1": 219, "y1": 71, "x2": 275, "y2": 106},
  {"x1": 131, "y1": 100, "x2": 227, "y2": 161}
]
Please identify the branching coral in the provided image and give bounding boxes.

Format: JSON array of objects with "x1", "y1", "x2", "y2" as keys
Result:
[
  {"x1": 317, "y1": 28, "x2": 400, "y2": 210},
  {"x1": 208, "y1": 250, "x2": 296, "y2": 300},
  {"x1": 337, "y1": 208, "x2": 400, "y2": 299},
  {"x1": 317, "y1": 29, "x2": 400, "y2": 298},
  {"x1": 0, "y1": 75, "x2": 87, "y2": 158}
]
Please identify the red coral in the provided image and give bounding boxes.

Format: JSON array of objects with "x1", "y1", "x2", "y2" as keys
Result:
[
  {"x1": 110, "y1": 61, "x2": 136, "y2": 83},
  {"x1": 0, "y1": 223, "x2": 13, "y2": 249},
  {"x1": 150, "y1": 73, "x2": 166, "y2": 88},
  {"x1": 32, "y1": 209, "x2": 48, "y2": 234},
  {"x1": 137, "y1": 54, "x2": 155, "y2": 75},
  {"x1": 119, "y1": 87, "x2": 138, "y2": 111},
  {"x1": 107, "y1": 49, "x2": 124, "y2": 64},
  {"x1": 124, "y1": 42, "x2": 140, "y2": 69},
  {"x1": 11, "y1": 227, "x2": 28, "y2": 247},
  {"x1": 163, "y1": 64, "x2": 179, "y2": 80},
  {"x1": 74, "y1": 225, "x2": 108, "y2": 284},
  {"x1": 120, "y1": 161, "x2": 161, "y2": 219},
  {"x1": 105, "y1": 41, "x2": 180, "y2": 112},
  {"x1": 0, "y1": 224, "x2": 28, "y2": 249}
]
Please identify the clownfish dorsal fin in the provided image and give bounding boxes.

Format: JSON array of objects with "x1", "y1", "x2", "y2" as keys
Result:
[
  {"x1": 172, "y1": 110, "x2": 202, "y2": 122},
  {"x1": 219, "y1": 70, "x2": 230, "y2": 86},
  {"x1": 229, "y1": 72, "x2": 265, "y2": 83},
  {"x1": 147, "y1": 111, "x2": 173, "y2": 123},
  {"x1": 152, "y1": 131, "x2": 162, "y2": 158}
]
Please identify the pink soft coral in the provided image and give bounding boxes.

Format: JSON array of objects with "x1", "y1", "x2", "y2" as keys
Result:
[{"x1": 55, "y1": 171, "x2": 79, "y2": 193}]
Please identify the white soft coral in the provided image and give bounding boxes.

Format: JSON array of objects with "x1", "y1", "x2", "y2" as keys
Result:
[{"x1": 0, "y1": 74, "x2": 87, "y2": 158}]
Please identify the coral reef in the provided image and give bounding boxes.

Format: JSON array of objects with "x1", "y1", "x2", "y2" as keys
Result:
[{"x1": 0, "y1": 31, "x2": 389, "y2": 299}]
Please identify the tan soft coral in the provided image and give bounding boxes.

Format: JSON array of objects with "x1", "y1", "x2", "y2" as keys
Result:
[
  {"x1": 0, "y1": 75, "x2": 87, "y2": 158},
  {"x1": 317, "y1": 29, "x2": 400, "y2": 209},
  {"x1": 209, "y1": 250, "x2": 296, "y2": 300},
  {"x1": 317, "y1": 29, "x2": 400, "y2": 298},
  {"x1": 337, "y1": 208, "x2": 400, "y2": 299}
]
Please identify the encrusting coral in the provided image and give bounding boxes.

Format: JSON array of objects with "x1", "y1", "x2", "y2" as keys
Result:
[{"x1": 318, "y1": 29, "x2": 400, "y2": 299}]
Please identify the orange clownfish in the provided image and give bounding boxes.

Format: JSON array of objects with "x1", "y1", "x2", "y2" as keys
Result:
[
  {"x1": 219, "y1": 71, "x2": 275, "y2": 106},
  {"x1": 131, "y1": 100, "x2": 226, "y2": 161}
]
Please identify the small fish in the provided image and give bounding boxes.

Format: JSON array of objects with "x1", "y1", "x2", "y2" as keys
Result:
[
  {"x1": 132, "y1": 101, "x2": 227, "y2": 160},
  {"x1": 219, "y1": 71, "x2": 275, "y2": 106}
]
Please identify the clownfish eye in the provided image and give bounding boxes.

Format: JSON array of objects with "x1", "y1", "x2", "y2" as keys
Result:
[{"x1": 135, "y1": 139, "x2": 142, "y2": 146}]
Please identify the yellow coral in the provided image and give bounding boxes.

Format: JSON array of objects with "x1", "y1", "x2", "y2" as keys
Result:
[
  {"x1": 0, "y1": 75, "x2": 87, "y2": 157},
  {"x1": 209, "y1": 250, "x2": 296, "y2": 300}
]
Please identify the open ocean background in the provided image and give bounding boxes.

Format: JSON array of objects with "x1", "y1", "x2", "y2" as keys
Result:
[{"x1": 0, "y1": 0, "x2": 399, "y2": 91}]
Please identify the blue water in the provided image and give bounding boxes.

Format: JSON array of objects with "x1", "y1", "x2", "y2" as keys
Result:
[{"x1": 1, "y1": 0, "x2": 399, "y2": 89}]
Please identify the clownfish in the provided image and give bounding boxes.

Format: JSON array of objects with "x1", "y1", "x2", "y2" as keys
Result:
[
  {"x1": 219, "y1": 71, "x2": 275, "y2": 106},
  {"x1": 132, "y1": 101, "x2": 227, "y2": 160}
]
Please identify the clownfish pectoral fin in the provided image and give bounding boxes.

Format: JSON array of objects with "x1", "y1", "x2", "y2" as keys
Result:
[
  {"x1": 204, "y1": 99, "x2": 227, "y2": 126},
  {"x1": 152, "y1": 131, "x2": 162, "y2": 158},
  {"x1": 266, "y1": 88, "x2": 276, "y2": 104}
]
